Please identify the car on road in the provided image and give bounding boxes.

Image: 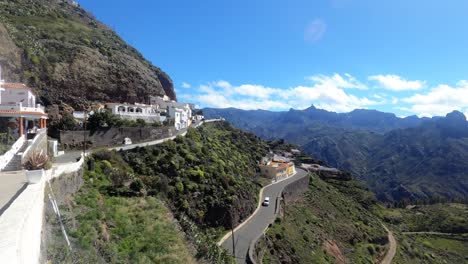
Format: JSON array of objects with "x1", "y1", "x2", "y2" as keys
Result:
[{"x1": 262, "y1": 197, "x2": 270, "y2": 206}]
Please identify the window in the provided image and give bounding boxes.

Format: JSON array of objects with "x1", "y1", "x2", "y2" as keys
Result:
[{"x1": 118, "y1": 106, "x2": 126, "y2": 112}]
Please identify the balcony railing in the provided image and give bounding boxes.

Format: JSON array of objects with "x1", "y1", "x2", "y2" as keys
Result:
[
  {"x1": 0, "y1": 102, "x2": 45, "y2": 114},
  {"x1": 116, "y1": 111, "x2": 160, "y2": 117}
]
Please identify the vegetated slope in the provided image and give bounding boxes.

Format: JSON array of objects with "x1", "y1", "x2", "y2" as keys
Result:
[
  {"x1": 44, "y1": 154, "x2": 196, "y2": 264},
  {"x1": 0, "y1": 0, "x2": 175, "y2": 108},
  {"x1": 300, "y1": 114, "x2": 468, "y2": 202},
  {"x1": 46, "y1": 122, "x2": 271, "y2": 263},
  {"x1": 120, "y1": 122, "x2": 269, "y2": 231},
  {"x1": 261, "y1": 173, "x2": 389, "y2": 264},
  {"x1": 204, "y1": 107, "x2": 468, "y2": 202},
  {"x1": 363, "y1": 111, "x2": 468, "y2": 202},
  {"x1": 378, "y1": 203, "x2": 468, "y2": 263}
]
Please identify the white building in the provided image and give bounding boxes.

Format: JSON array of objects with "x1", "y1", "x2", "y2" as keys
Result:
[
  {"x1": 105, "y1": 103, "x2": 166, "y2": 123},
  {"x1": 0, "y1": 82, "x2": 48, "y2": 138},
  {"x1": 150, "y1": 95, "x2": 193, "y2": 130},
  {"x1": 193, "y1": 114, "x2": 204, "y2": 121}
]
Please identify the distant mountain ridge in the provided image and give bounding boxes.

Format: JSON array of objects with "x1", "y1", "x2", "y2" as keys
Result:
[
  {"x1": 205, "y1": 105, "x2": 430, "y2": 136},
  {"x1": 204, "y1": 107, "x2": 468, "y2": 202}
]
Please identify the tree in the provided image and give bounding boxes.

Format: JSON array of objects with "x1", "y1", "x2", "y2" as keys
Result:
[
  {"x1": 87, "y1": 110, "x2": 117, "y2": 131},
  {"x1": 136, "y1": 118, "x2": 146, "y2": 127}
]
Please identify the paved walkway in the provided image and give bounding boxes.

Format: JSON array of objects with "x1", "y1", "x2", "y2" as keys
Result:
[
  {"x1": 0, "y1": 171, "x2": 27, "y2": 216},
  {"x1": 53, "y1": 151, "x2": 83, "y2": 164}
]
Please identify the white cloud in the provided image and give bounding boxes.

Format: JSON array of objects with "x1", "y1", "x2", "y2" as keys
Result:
[
  {"x1": 308, "y1": 73, "x2": 367, "y2": 90},
  {"x1": 191, "y1": 73, "x2": 380, "y2": 112},
  {"x1": 401, "y1": 81, "x2": 468, "y2": 117},
  {"x1": 181, "y1": 73, "x2": 468, "y2": 118},
  {"x1": 211, "y1": 81, "x2": 283, "y2": 99},
  {"x1": 304, "y1": 19, "x2": 327, "y2": 43},
  {"x1": 369, "y1": 74, "x2": 425, "y2": 91},
  {"x1": 181, "y1": 82, "x2": 191, "y2": 89}
]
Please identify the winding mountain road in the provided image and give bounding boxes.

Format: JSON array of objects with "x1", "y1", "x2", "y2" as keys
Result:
[
  {"x1": 381, "y1": 225, "x2": 397, "y2": 264},
  {"x1": 220, "y1": 168, "x2": 309, "y2": 263}
]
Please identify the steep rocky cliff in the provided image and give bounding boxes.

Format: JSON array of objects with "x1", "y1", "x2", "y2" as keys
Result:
[{"x1": 0, "y1": 0, "x2": 176, "y2": 109}]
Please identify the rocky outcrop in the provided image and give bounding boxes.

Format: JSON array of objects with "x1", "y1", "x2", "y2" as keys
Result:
[
  {"x1": 0, "y1": 23, "x2": 22, "y2": 80},
  {"x1": 0, "y1": 0, "x2": 176, "y2": 109}
]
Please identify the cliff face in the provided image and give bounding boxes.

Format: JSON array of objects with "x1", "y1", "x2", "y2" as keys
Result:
[{"x1": 0, "y1": 0, "x2": 176, "y2": 109}]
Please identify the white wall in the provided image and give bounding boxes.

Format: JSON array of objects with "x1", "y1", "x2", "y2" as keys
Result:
[{"x1": 0, "y1": 88, "x2": 35, "y2": 107}]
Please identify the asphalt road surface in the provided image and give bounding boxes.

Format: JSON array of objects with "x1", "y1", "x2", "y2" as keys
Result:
[{"x1": 222, "y1": 168, "x2": 309, "y2": 263}]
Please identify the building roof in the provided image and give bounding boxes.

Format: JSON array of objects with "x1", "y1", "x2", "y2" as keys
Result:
[
  {"x1": 0, "y1": 83, "x2": 31, "y2": 90},
  {"x1": 105, "y1": 102, "x2": 155, "y2": 108},
  {"x1": 0, "y1": 110, "x2": 48, "y2": 118}
]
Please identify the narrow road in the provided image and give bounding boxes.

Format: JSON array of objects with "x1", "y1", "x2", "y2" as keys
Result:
[
  {"x1": 402, "y1": 231, "x2": 463, "y2": 236},
  {"x1": 381, "y1": 225, "x2": 397, "y2": 264},
  {"x1": 221, "y1": 168, "x2": 309, "y2": 263}
]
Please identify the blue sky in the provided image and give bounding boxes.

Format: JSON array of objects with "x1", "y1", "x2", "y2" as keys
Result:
[{"x1": 77, "y1": 0, "x2": 468, "y2": 117}]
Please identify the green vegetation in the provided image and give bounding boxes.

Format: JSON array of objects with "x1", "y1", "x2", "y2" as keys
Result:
[
  {"x1": 120, "y1": 122, "x2": 269, "y2": 229},
  {"x1": 393, "y1": 234, "x2": 468, "y2": 264},
  {"x1": 0, "y1": 131, "x2": 14, "y2": 154},
  {"x1": 378, "y1": 203, "x2": 468, "y2": 263},
  {"x1": 0, "y1": 0, "x2": 174, "y2": 107},
  {"x1": 261, "y1": 174, "x2": 388, "y2": 264},
  {"x1": 204, "y1": 108, "x2": 468, "y2": 203},
  {"x1": 0, "y1": 118, "x2": 15, "y2": 154},
  {"x1": 46, "y1": 122, "x2": 273, "y2": 263},
  {"x1": 87, "y1": 110, "x2": 162, "y2": 131},
  {"x1": 380, "y1": 203, "x2": 468, "y2": 233},
  {"x1": 45, "y1": 154, "x2": 195, "y2": 263}
]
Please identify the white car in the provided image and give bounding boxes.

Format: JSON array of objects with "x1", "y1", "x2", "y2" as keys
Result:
[{"x1": 262, "y1": 197, "x2": 270, "y2": 206}]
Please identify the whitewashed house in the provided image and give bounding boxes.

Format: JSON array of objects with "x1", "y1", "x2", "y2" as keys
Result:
[
  {"x1": 0, "y1": 82, "x2": 48, "y2": 139},
  {"x1": 150, "y1": 95, "x2": 193, "y2": 130},
  {"x1": 105, "y1": 102, "x2": 166, "y2": 123}
]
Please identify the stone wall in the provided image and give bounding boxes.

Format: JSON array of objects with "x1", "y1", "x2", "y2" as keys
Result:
[
  {"x1": 281, "y1": 175, "x2": 310, "y2": 204},
  {"x1": 59, "y1": 126, "x2": 176, "y2": 149},
  {"x1": 41, "y1": 169, "x2": 84, "y2": 263}
]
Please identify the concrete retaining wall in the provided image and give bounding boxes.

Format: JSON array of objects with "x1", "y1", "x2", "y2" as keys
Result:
[
  {"x1": 59, "y1": 126, "x2": 176, "y2": 149},
  {"x1": 0, "y1": 156, "x2": 84, "y2": 264},
  {"x1": 281, "y1": 176, "x2": 310, "y2": 204},
  {"x1": 247, "y1": 173, "x2": 310, "y2": 264}
]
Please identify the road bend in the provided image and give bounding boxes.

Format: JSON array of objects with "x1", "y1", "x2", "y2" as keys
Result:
[{"x1": 221, "y1": 168, "x2": 309, "y2": 263}]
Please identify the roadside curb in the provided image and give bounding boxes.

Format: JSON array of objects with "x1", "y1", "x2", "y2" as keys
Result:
[{"x1": 217, "y1": 171, "x2": 299, "y2": 246}]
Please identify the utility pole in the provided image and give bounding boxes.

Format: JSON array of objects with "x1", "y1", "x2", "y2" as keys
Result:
[
  {"x1": 230, "y1": 209, "x2": 236, "y2": 256},
  {"x1": 83, "y1": 109, "x2": 87, "y2": 156}
]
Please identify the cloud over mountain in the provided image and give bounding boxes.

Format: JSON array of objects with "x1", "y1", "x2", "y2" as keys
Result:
[{"x1": 181, "y1": 73, "x2": 468, "y2": 118}]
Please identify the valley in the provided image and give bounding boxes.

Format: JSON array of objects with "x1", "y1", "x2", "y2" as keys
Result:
[{"x1": 205, "y1": 107, "x2": 468, "y2": 203}]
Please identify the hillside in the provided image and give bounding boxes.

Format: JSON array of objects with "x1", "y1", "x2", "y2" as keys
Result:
[
  {"x1": 259, "y1": 173, "x2": 389, "y2": 263},
  {"x1": 204, "y1": 107, "x2": 468, "y2": 202},
  {"x1": 379, "y1": 203, "x2": 468, "y2": 263},
  {"x1": 0, "y1": 0, "x2": 175, "y2": 109},
  {"x1": 45, "y1": 122, "x2": 270, "y2": 263},
  {"x1": 45, "y1": 168, "x2": 196, "y2": 263}
]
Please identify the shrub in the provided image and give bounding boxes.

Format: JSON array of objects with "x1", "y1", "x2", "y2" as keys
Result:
[{"x1": 23, "y1": 150, "x2": 49, "y2": 170}]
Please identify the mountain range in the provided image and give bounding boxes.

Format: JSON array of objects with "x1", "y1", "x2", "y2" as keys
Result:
[{"x1": 204, "y1": 106, "x2": 468, "y2": 202}]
